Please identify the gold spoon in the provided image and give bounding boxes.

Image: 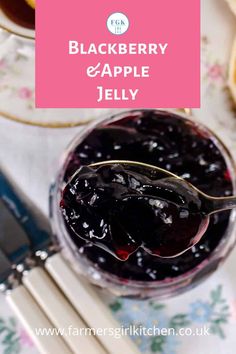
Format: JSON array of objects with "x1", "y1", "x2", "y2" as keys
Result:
[
  {"x1": 62, "y1": 159, "x2": 234, "y2": 259},
  {"x1": 86, "y1": 159, "x2": 236, "y2": 258},
  {"x1": 89, "y1": 160, "x2": 236, "y2": 215}
]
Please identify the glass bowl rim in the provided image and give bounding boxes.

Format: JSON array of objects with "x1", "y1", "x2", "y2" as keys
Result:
[{"x1": 50, "y1": 109, "x2": 236, "y2": 290}]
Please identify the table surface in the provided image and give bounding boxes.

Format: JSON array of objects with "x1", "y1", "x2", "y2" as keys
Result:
[{"x1": 0, "y1": 112, "x2": 236, "y2": 354}]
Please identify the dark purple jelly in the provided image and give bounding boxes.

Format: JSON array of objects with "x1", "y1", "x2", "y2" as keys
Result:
[
  {"x1": 61, "y1": 164, "x2": 208, "y2": 260},
  {"x1": 61, "y1": 110, "x2": 233, "y2": 281}
]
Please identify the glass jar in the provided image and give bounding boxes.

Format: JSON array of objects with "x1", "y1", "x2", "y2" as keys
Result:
[{"x1": 50, "y1": 110, "x2": 236, "y2": 299}]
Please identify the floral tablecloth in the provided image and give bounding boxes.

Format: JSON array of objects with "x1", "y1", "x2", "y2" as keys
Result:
[
  {"x1": 1, "y1": 0, "x2": 236, "y2": 353},
  {"x1": 0, "y1": 251, "x2": 236, "y2": 354}
]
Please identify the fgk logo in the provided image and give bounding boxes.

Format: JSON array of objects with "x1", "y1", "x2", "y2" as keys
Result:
[{"x1": 107, "y1": 12, "x2": 129, "y2": 35}]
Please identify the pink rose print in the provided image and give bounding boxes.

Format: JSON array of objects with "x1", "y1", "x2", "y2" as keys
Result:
[
  {"x1": 231, "y1": 299, "x2": 236, "y2": 321},
  {"x1": 18, "y1": 87, "x2": 33, "y2": 100},
  {"x1": 0, "y1": 59, "x2": 6, "y2": 69},
  {"x1": 19, "y1": 328, "x2": 34, "y2": 347},
  {"x1": 207, "y1": 63, "x2": 224, "y2": 81}
]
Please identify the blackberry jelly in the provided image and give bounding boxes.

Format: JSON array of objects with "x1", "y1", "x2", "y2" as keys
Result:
[
  {"x1": 61, "y1": 164, "x2": 209, "y2": 260},
  {"x1": 52, "y1": 110, "x2": 236, "y2": 298}
]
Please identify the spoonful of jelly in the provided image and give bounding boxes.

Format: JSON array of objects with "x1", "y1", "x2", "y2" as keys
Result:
[{"x1": 60, "y1": 160, "x2": 236, "y2": 261}]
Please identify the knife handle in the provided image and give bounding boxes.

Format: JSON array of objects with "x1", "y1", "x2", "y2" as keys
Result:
[
  {"x1": 7, "y1": 285, "x2": 72, "y2": 354},
  {"x1": 46, "y1": 253, "x2": 140, "y2": 354},
  {"x1": 23, "y1": 267, "x2": 106, "y2": 354}
]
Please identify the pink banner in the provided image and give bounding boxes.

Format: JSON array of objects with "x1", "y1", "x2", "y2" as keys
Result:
[{"x1": 36, "y1": 0, "x2": 200, "y2": 108}]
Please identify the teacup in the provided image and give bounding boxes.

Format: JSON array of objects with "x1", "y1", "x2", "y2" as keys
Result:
[{"x1": 0, "y1": 0, "x2": 35, "y2": 39}]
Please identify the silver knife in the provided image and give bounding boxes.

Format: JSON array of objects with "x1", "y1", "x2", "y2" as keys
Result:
[
  {"x1": 0, "y1": 169, "x2": 140, "y2": 354},
  {"x1": 0, "y1": 199, "x2": 31, "y2": 265},
  {"x1": 0, "y1": 248, "x2": 19, "y2": 292},
  {"x1": 0, "y1": 173, "x2": 106, "y2": 354},
  {"x1": 0, "y1": 210, "x2": 72, "y2": 354}
]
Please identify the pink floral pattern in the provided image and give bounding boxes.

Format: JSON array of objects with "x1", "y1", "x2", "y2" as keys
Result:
[
  {"x1": 18, "y1": 87, "x2": 33, "y2": 100},
  {"x1": 0, "y1": 58, "x2": 6, "y2": 69},
  {"x1": 19, "y1": 329, "x2": 34, "y2": 348},
  {"x1": 201, "y1": 37, "x2": 227, "y2": 89},
  {"x1": 206, "y1": 63, "x2": 225, "y2": 81}
]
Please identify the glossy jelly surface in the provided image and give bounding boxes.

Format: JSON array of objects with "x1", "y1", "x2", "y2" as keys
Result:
[
  {"x1": 61, "y1": 111, "x2": 233, "y2": 281},
  {"x1": 62, "y1": 164, "x2": 208, "y2": 260}
]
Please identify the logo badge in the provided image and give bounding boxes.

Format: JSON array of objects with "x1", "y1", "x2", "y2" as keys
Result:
[{"x1": 107, "y1": 12, "x2": 129, "y2": 35}]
